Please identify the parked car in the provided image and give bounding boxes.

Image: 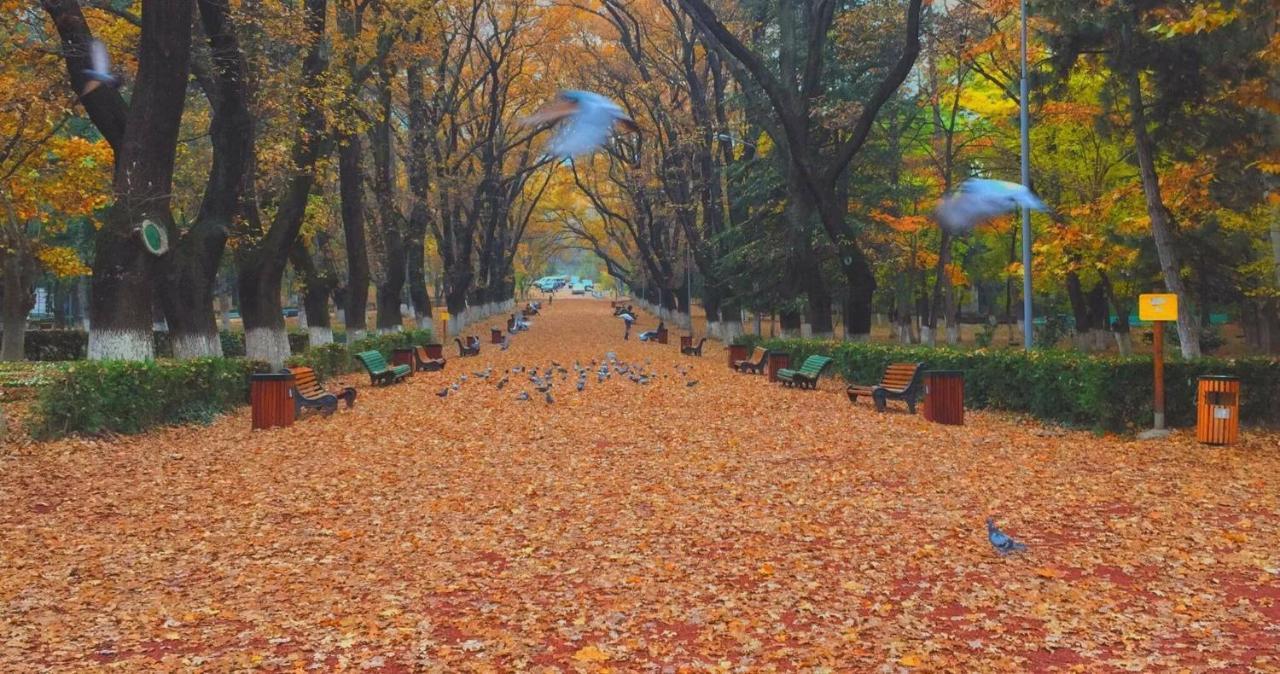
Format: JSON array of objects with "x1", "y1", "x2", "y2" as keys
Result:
[
  {"x1": 571, "y1": 283, "x2": 586, "y2": 295},
  {"x1": 283, "y1": 307, "x2": 300, "y2": 318}
]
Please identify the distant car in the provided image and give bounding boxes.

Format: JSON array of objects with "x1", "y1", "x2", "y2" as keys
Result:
[
  {"x1": 571, "y1": 283, "x2": 586, "y2": 295},
  {"x1": 283, "y1": 307, "x2": 299, "y2": 318}
]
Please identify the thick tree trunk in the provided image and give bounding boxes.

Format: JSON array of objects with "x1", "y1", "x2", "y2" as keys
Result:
[
  {"x1": 372, "y1": 64, "x2": 404, "y2": 334},
  {"x1": 236, "y1": 0, "x2": 327, "y2": 368},
  {"x1": 338, "y1": 137, "x2": 370, "y2": 340},
  {"x1": 158, "y1": 0, "x2": 253, "y2": 359},
  {"x1": 1123, "y1": 38, "x2": 1201, "y2": 358},
  {"x1": 290, "y1": 240, "x2": 336, "y2": 346},
  {"x1": 45, "y1": 0, "x2": 195, "y2": 360},
  {"x1": 1, "y1": 256, "x2": 35, "y2": 361},
  {"x1": 405, "y1": 63, "x2": 433, "y2": 331}
]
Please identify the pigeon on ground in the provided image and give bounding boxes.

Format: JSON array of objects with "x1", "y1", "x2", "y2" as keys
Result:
[
  {"x1": 496, "y1": 376, "x2": 508, "y2": 390},
  {"x1": 576, "y1": 380, "x2": 585, "y2": 392},
  {"x1": 986, "y1": 518, "x2": 1028, "y2": 556},
  {"x1": 450, "y1": 383, "x2": 460, "y2": 391},
  {"x1": 523, "y1": 90, "x2": 641, "y2": 158},
  {"x1": 545, "y1": 391, "x2": 554, "y2": 404},
  {"x1": 81, "y1": 39, "x2": 120, "y2": 96},
  {"x1": 687, "y1": 380, "x2": 699, "y2": 387},
  {"x1": 935, "y1": 179, "x2": 1056, "y2": 235},
  {"x1": 516, "y1": 391, "x2": 530, "y2": 401},
  {"x1": 437, "y1": 388, "x2": 449, "y2": 397}
]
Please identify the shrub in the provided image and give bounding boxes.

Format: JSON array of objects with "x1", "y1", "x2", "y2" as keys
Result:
[
  {"x1": 219, "y1": 331, "x2": 246, "y2": 357},
  {"x1": 286, "y1": 343, "x2": 355, "y2": 381},
  {"x1": 33, "y1": 358, "x2": 268, "y2": 437},
  {"x1": 754, "y1": 338, "x2": 1280, "y2": 431},
  {"x1": 288, "y1": 332, "x2": 310, "y2": 354}
]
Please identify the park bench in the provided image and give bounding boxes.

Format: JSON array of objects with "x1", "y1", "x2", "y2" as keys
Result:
[
  {"x1": 681, "y1": 337, "x2": 707, "y2": 357},
  {"x1": 355, "y1": 350, "x2": 411, "y2": 386},
  {"x1": 735, "y1": 346, "x2": 769, "y2": 373},
  {"x1": 456, "y1": 336, "x2": 481, "y2": 357},
  {"x1": 846, "y1": 362, "x2": 925, "y2": 413},
  {"x1": 286, "y1": 366, "x2": 356, "y2": 417},
  {"x1": 775, "y1": 355, "x2": 833, "y2": 389},
  {"x1": 412, "y1": 346, "x2": 446, "y2": 372}
]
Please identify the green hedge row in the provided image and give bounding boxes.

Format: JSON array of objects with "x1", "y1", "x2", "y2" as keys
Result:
[
  {"x1": 739, "y1": 337, "x2": 1280, "y2": 431},
  {"x1": 11, "y1": 328, "x2": 425, "y2": 362},
  {"x1": 31, "y1": 328, "x2": 436, "y2": 437},
  {"x1": 34, "y1": 358, "x2": 269, "y2": 437}
]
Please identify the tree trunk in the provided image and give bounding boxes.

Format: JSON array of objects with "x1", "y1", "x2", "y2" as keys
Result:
[
  {"x1": 1, "y1": 255, "x2": 35, "y2": 361},
  {"x1": 338, "y1": 137, "x2": 370, "y2": 340},
  {"x1": 1123, "y1": 33, "x2": 1202, "y2": 358},
  {"x1": 405, "y1": 62, "x2": 433, "y2": 330},
  {"x1": 46, "y1": 0, "x2": 196, "y2": 360},
  {"x1": 371, "y1": 64, "x2": 404, "y2": 333},
  {"x1": 158, "y1": 0, "x2": 253, "y2": 359},
  {"x1": 236, "y1": 0, "x2": 328, "y2": 369}
]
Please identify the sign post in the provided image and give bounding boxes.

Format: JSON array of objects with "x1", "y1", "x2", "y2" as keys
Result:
[
  {"x1": 1139, "y1": 293, "x2": 1178, "y2": 432},
  {"x1": 440, "y1": 310, "x2": 450, "y2": 339}
]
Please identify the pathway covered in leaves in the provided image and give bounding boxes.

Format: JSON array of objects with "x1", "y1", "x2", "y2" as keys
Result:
[{"x1": 3, "y1": 299, "x2": 1278, "y2": 672}]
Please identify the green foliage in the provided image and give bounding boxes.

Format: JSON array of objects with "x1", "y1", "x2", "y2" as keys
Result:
[
  {"x1": 33, "y1": 358, "x2": 268, "y2": 437},
  {"x1": 348, "y1": 329, "x2": 436, "y2": 360},
  {"x1": 747, "y1": 337, "x2": 1280, "y2": 431},
  {"x1": 220, "y1": 331, "x2": 246, "y2": 357},
  {"x1": 285, "y1": 343, "x2": 354, "y2": 381}
]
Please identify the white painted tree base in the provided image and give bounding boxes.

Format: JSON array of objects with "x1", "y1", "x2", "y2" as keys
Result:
[
  {"x1": 309, "y1": 326, "x2": 334, "y2": 346},
  {"x1": 172, "y1": 332, "x2": 224, "y2": 359},
  {"x1": 416, "y1": 317, "x2": 434, "y2": 332},
  {"x1": 89, "y1": 329, "x2": 154, "y2": 361},
  {"x1": 246, "y1": 327, "x2": 291, "y2": 369}
]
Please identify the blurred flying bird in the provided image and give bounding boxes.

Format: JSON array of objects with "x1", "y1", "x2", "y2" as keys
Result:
[
  {"x1": 81, "y1": 39, "x2": 120, "y2": 96},
  {"x1": 934, "y1": 179, "x2": 1054, "y2": 235},
  {"x1": 524, "y1": 90, "x2": 640, "y2": 158}
]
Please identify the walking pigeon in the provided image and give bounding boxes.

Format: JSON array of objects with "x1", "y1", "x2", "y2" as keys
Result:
[
  {"x1": 516, "y1": 391, "x2": 530, "y2": 401},
  {"x1": 437, "y1": 388, "x2": 449, "y2": 397},
  {"x1": 686, "y1": 380, "x2": 699, "y2": 387},
  {"x1": 545, "y1": 391, "x2": 554, "y2": 404},
  {"x1": 986, "y1": 518, "x2": 1028, "y2": 555}
]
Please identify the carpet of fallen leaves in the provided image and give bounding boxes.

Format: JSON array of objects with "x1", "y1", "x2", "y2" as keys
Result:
[{"x1": 2, "y1": 298, "x2": 1279, "y2": 672}]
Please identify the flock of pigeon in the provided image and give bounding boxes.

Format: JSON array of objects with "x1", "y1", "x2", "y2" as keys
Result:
[{"x1": 435, "y1": 352, "x2": 698, "y2": 405}]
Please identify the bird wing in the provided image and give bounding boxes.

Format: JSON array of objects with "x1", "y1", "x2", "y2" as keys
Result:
[
  {"x1": 522, "y1": 97, "x2": 579, "y2": 127},
  {"x1": 89, "y1": 39, "x2": 110, "y2": 73}
]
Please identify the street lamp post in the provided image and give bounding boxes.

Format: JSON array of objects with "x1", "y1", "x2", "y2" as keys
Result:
[{"x1": 1019, "y1": 0, "x2": 1034, "y2": 349}]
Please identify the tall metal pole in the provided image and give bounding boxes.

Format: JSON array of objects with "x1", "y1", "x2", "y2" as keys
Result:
[{"x1": 1019, "y1": 0, "x2": 1034, "y2": 349}]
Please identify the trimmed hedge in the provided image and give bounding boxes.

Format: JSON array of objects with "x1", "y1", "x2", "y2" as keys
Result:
[
  {"x1": 744, "y1": 337, "x2": 1280, "y2": 431},
  {"x1": 34, "y1": 358, "x2": 268, "y2": 437}
]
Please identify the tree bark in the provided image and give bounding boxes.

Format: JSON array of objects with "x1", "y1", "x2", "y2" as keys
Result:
[
  {"x1": 1122, "y1": 24, "x2": 1202, "y2": 358},
  {"x1": 371, "y1": 64, "x2": 404, "y2": 333},
  {"x1": 1, "y1": 254, "x2": 35, "y2": 361},
  {"x1": 405, "y1": 62, "x2": 433, "y2": 330},
  {"x1": 159, "y1": 0, "x2": 253, "y2": 359},
  {"x1": 338, "y1": 137, "x2": 370, "y2": 340},
  {"x1": 236, "y1": 0, "x2": 327, "y2": 368}
]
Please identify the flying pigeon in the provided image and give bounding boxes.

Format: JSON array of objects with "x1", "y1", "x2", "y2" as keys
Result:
[
  {"x1": 81, "y1": 39, "x2": 120, "y2": 96},
  {"x1": 523, "y1": 90, "x2": 640, "y2": 158},
  {"x1": 934, "y1": 178, "x2": 1054, "y2": 235},
  {"x1": 986, "y1": 518, "x2": 1028, "y2": 556}
]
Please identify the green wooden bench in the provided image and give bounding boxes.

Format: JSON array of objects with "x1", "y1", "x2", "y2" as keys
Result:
[
  {"x1": 355, "y1": 350, "x2": 411, "y2": 386},
  {"x1": 775, "y1": 355, "x2": 833, "y2": 389}
]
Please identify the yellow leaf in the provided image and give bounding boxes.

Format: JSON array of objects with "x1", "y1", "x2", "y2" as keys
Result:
[
  {"x1": 759, "y1": 562, "x2": 775, "y2": 576},
  {"x1": 898, "y1": 653, "x2": 923, "y2": 667},
  {"x1": 573, "y1": 645, "x2": 609, "y2": 662},
  {"x1": 1035, "y1": 567, "x2": 1062, "y2": 579}
]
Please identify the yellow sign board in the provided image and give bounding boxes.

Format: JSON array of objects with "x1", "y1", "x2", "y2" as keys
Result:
[
  {"x1": 439, "y1": 311, "x2": 450, "y2": 321},
  {"x1": 1138, "y1": 293, "x2": 1178, "y2": 322}
]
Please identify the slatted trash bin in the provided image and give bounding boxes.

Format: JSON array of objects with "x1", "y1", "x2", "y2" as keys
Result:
[
  {"x1": 250, "y1": 372, "x2": 295, "y2": 430},
  {"x1": 391, "y1": 348, "x2": 416, "y2": 375},
  {"x1": 923, "y1": 370, "x2": 965, "y2": 426},
  {"x1": 728, "y1": 343, "x2": 749, "y2": 370},
  {"x1": 656, "y1": 328, "x2": 669, "y2": 344},
  {"x1": 1197, "y1": 375, "x2": 1240, "y2": 445},
  {"x1": 491, "y1": 327, "x2": 504, "y2": 344},
  {"x1": 680, "y1": 335, "x2": 692, "y2": 351},
  {"x1": 767, "y1": 352, "x2": 791, "y2": 383}
]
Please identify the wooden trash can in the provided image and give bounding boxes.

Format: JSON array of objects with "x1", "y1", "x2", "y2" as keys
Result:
[
  {"x1": 250, "y1": 372, "x2": 295, "y2": 430},
  {"x1": 728, "y1": 343, "x2": 749, "y2": 370},
  {"x1": 767, "y1": 352, "x2": 791, "y2": 383},
  {"x1": 656, "y1": 328, "x2": 669, "y2": 344},
  {"x1": 391, "y1": 348, "x2": 416, "y2": 375},
  {"x1": 424, "y1": 343, "x2": 444, "y2": 360},
  {"x1": 1197, "y1": 375, "x2": 1240, "y2": 445},
  {"x1": 923, "y1": 370, "x2": 964, "y2": 425},
  {"x1": 680, "y1": 335, "x2": 693, "y2": 351},
  {"x1": 491, "y1": 327, "x2": 504, "y2": 344}
]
